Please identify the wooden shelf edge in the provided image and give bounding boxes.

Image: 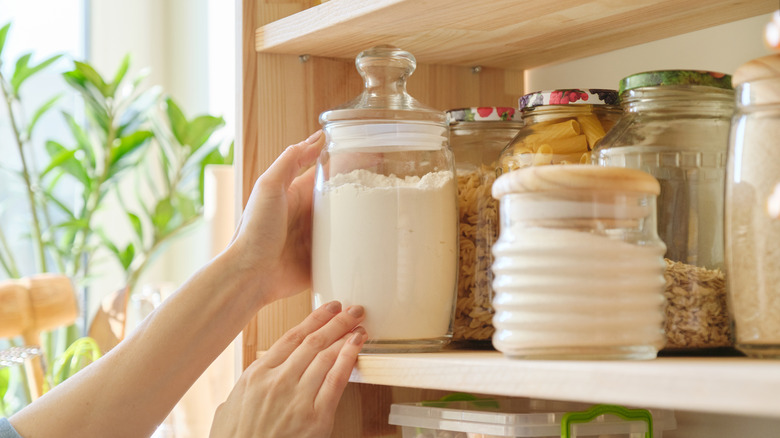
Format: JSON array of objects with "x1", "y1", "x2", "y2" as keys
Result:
[
  {"x1": 349, "y1": 351, "x2": 780, "y2": 418},
  {"x1": 255, "y1": 0, "x2": 776, "y2": 70}
]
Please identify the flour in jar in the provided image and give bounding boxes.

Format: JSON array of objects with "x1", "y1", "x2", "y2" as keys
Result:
[{"x1": 312, "y1": 169, "x2": 458, "y2": 341}]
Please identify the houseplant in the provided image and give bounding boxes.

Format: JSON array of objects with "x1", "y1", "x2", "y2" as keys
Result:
[{"x1": 0, "y1": 21, "x2": 232, "y2": 415}]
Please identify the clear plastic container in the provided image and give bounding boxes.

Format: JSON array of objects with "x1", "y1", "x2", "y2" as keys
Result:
[
  {"x1": 593, "y1": 70, "x2": 735, "y2": 353},
  {"x1": 491, "y1": 165, "x2": 666, "y2": 360},
  {"x1": 389, "y1": 399, "x2": 676, "y2": 438},
  {"x1": 726, "y1": 54, "x2": 780, "y2": 358},
  {"x1": 499, "y1": 89, "x2": 620, "y2": 173},
  {"x1": 311, "y1": 46, "x2": 458, "y2": 353},
  {"x1": 447, "y1": 107, "x2": 523, "y2": 346}
]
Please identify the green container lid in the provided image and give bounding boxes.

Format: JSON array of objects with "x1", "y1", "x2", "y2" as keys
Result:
[{"x1": 619, "y1": 70, "x2": 733, "y2": 95}]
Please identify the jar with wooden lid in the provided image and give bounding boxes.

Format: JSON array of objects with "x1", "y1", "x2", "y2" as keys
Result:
[
  {"x1": 498, "y1": 89, "x2": 620, "y2": 173},
  {"x1": 726, "y1": 54, "x2": 780, "y2": 358},
  {"x1": 491, "y1": 165, "x2": 666, "y2": 360},
  {"x1": 593, "y1": 70, "x2": 735, "y2": 353},
  {"x1": 446, "y1": 107, "x2": 522, "y2": 346}
]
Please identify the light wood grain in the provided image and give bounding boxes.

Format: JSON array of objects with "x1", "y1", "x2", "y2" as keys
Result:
[
  {"x1": 255, "y1": 0, "x2": 776, "y2": 70},
  {"x1": 350, "y1": 352, "x2": 780, "y2": 419}
]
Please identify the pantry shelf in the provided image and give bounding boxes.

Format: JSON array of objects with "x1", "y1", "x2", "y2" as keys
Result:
[
  {"x1": 255, "y1": 0, "x2": 775, "y2": 70},
  {"x1": 349, "y1": 351, "x2": 780, "y2": 418}
]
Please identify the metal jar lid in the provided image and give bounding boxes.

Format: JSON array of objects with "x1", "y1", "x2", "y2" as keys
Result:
[
  {"x1": 446, "y1": 107, "x2": 518, "y2": 123},
  {"x1": 619, "y1": 70, "x2": 732, "y2": 95},
  {"x1": 519, "y1": 89, "x2": 619, "y2": 110}
]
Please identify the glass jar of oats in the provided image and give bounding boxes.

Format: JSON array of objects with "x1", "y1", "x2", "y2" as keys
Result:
[
  {"x1": 594, "y1": 70, "x2": 735, "y2": 353},
  {"x1": 446, "y1": 107, "x2": 522, "y2": 346},
  {"x1": 726, "y1": 54, "x2": 780, "y2": 358},
  {"x1": 498, "y1": 89, "x2": 620, "y2": 174}
]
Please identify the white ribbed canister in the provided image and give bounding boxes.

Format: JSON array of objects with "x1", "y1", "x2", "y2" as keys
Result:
[{"x1": 491, "y1": 165, "x2": 667, "y2": 360}]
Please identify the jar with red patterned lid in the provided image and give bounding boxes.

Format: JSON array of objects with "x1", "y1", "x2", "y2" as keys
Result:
[
  {"x1": 446, "y1": 107, "x2": 522, "y2": 346},
  {"x1": 498, "y1": 89, "x2": 620, "y2": 174}
]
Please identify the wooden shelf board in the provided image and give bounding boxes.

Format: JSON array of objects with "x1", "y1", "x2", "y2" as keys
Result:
[
  {"x1": 349, "y1": 351, "x2": 780, "y2": 418},
  {"x1": 255, "y1": 0, "x2": 775, "y2": 70}
]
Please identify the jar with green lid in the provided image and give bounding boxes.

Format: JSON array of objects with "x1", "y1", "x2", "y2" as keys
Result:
[
  {"x1": 498, "y1": 89, "x2": 620, "y2": 174},
  {"x1": 593, "y1": 70, "x2": 735, "y2": 353},
  {"x1": 446, "y1": 107, "x2": 522, "y2": 345}
]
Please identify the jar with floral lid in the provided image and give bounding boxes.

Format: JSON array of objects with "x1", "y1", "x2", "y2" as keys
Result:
[
  {"x1": 446, "y1": 107, "x2": 522, "y2": 346},
  {"x1": 726, "y1": 54, "x2": 780, "y2": 358},
  {"x1": 593, "y1": 70, "x2": 735, "y2": 353},
  {"x1": 311, "y1": 46, "x2": 458, "y2": 353},
  {"x1": 498, "y1": 89, "x2": 620, "y2": 173},
  {"x1": 491, "y1": 165, "x2": 666, "y2": 360}
]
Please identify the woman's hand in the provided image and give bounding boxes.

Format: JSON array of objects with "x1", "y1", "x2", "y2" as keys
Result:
[
  {"x1": 228, "y1": 131, "x2": 325, "y2": 303},
  {"x1": 210, "y1": 301, "x2": 367, "y2": 438}
]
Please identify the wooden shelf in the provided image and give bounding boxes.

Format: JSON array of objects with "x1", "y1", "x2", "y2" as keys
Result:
[
  {"x1": 255, "y1": 0, "x2": 775, "y2": 70},
  {"x1": 349, "y1": 351, "x2": 780, "y2": 418}
]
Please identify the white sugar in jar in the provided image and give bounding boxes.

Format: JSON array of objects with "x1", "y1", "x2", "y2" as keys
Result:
[{"x1": 491, "y1": 165, "x2": 666, "y2": 360}]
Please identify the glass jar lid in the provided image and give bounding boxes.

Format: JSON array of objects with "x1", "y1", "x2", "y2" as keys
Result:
[
  {"x1": 492, "y1": 165, "x2": 660, "y2": 199},
  {"x1": 519, "y1": 89, "x2": 619, "y2": 110},
  {"x1": 319, "y1": 45, "x2": 445, "y2": 125},
  {"x1": 619, "y1": 70, "x2": 732, "y2": 95},
  {"x1": 446, "y1": 107, "x2": 518, "y2": 123}
]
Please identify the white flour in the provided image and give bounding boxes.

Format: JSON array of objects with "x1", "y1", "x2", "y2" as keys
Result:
[{"x1": 312, "y1": 169, "x2": 457, "y2": 343}]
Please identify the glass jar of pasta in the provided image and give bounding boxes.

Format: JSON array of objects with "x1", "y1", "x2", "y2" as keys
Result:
[
  {"x1": 491, "y1": 165, "x2": 667, "y2": 360},
  {"x1": 446, "y1": 107, "x2": 523, "y2": 346},
  {"x1": 593, "y1": 70, "x2": 735, "y2": 353},
  {"x1": 498, "y1": 89, "x2": 620, "y2": 173}
]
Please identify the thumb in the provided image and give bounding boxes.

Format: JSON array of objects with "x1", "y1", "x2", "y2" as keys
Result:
[{"x1": 260, "y1": 131, "x2": 324, "y2": 190}]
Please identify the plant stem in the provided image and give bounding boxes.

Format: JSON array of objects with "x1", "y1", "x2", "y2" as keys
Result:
[
  {"x1": 125, "y1": 214, "x2": 199, "y2": 294},
  {"x1": 0, "y1": 73, "x2": 48, "y2": 273},
  {"x1": 70, "y1": 109, "x2": 117, "y2": 277},
  {"x1": 0, "y1": 224, "x2": 21, "y2": 278}
]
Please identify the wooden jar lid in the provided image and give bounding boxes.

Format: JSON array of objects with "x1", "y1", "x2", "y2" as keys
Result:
[
  {"x1": 492, "y1": 165, "x2": 660, "y2": 199},
  {"x1": 733, "y1": 53, "x2": 780, "y2": 87}
]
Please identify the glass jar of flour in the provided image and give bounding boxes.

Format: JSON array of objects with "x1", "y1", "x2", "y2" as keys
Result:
[{"x1": 312, "y1": 46, "x2": 458, "y2": 353}]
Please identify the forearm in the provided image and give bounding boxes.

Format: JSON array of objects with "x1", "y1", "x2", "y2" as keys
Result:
[{"x1": 10, "y1": 245, "x2": 269, "y2": 438}]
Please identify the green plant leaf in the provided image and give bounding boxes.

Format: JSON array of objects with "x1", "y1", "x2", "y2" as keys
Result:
[
  {"x1": 119, "y1": 243, "x2": 135, "y2": 270},
  {"x1": 106, "y1": 54, "x2": 130, "y2": 97},
  {"x1": 26, "y1": 94, "x2": 63, "y2": 140},
  {"x1": 62, "y1": 112, "x2": 95, "y2": 168},
  {"x1": 152, "y1": 198, "x2": 175, "y2": 237},
  {"x1": 40, "y1": 148, "x2": 78, "y2": 178},
  {"x1": 42, "y1": 191, "x2": 76, "y2": 221},
  {"x1": 117, "y1": 86, "x2": 160, "y2": 137},
  {"x1": 73, "y1": 61, "x2": 109, "y2": 97},
  {"x1": 0, "y1": 22, "x2": 11, "y2": 64},
  {"x1": 0, "y1": 366, "x2": 9, "y2": 416},
  {"x1": 109, "y1": 130, "x2": 153, "y2": 169},
  {"x1": 97, "y1": 230, "x2": 120, "y2": 257},
  {"x1": 44, "y1": 140, "x2": 90, "y2": 185},
  {"x1": 185, "y1": 115, "x2": 225, "y2": 150},
  {"x1": 174, "y1": 193, "x2": 197, "y2": 221},
  {"x1": 11, "y1": 53, "x2": 62, "y2": 96},
  {"x1": 127, "y1": 212, "x2": 143, "y2": 243},
  {"x1": 164, "y1": 97, "x2": 188, "y2": 146}
]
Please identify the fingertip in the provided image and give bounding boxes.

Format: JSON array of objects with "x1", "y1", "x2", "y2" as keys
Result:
[
  {"x1": 346, "y1": 305, "x2": 364, "y2": 318},
  {"x1": 305, "y1": 130, "x2": 323, "y2": 144},
  {"x1": 323, "y1": 300, "x2": 342, "y2": 314}
]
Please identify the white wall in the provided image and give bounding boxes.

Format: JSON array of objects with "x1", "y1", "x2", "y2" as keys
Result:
[{"x1": 525, "y1": 14, "x2": 774, "y2": 93}]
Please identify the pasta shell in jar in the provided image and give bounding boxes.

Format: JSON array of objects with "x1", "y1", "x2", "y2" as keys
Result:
[{"x1": 498, "y1": 89, "x2": 620, "y2": 174}]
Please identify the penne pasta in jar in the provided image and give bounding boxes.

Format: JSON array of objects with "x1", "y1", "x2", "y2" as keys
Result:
[{"x1": 499, "y1": 89, "x2": 621, "y2": 174}]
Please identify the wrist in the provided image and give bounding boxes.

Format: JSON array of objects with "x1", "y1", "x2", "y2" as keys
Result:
[{"x1": 212, "y1": 244, "x2": 273, "y2": 311}]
